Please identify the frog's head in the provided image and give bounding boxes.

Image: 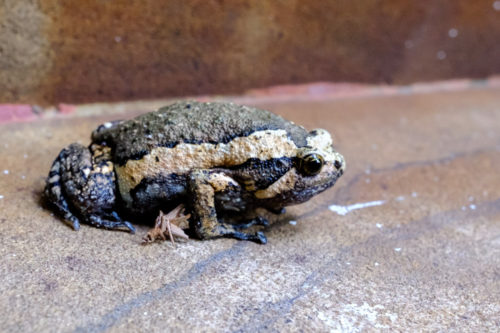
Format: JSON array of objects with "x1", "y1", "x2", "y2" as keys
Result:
[
  {"x1": 292, "y1": 128, "x2": 345, "y2": 201},
  {"x1": 259, "y1": 128, "x2": 345, "y2": 206}
]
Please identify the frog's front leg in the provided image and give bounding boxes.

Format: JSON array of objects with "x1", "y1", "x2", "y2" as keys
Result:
[
  {"x1": 188, "y1": 170, "x2": 267, "y2": 244},
  {"x1": 44, "y1": 143, "x2": 135, "y2": 233}
]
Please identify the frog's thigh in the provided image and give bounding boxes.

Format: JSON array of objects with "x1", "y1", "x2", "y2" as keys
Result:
[{"x1": 188, "y1": 170, "x2": 239, "y2": 238}]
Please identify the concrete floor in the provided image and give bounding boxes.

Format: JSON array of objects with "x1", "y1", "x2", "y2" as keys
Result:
[{"x1": 1, "y1": 83, "x2": 500, "y2": 332}]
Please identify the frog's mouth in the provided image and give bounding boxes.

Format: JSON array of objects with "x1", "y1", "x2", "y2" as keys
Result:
[{"x1": 290, "y1": 162, "x2": 342, "y2": 203}]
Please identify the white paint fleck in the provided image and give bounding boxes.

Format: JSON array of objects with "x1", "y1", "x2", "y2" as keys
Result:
[
  {"x1": 114, "y1": 36, "x2": 122, "y2": 43},
  {"x1": 364, "y1": 168, "x2": 371, "y2": 174},
  {"x1": 346, "y1": 262, "x2": 351, "y2": 265},
  {"x1": 461, "y1": 206, "x2": 467, "y2": 211},
  {"x1": 394, "y1": 248, "x2": 402, "y2": 252},
  {"x1": 376, "y1": 223, "x2": 383, "y2": 229},
  {"x1": 317, "y1": 311, "x2": 339, "y2": 331},
  {"x1": 469, "y1": 204, "x2": 476, "y2": 210},
  {"x1": 329, "y1": 200, "x2": 386, "y2": 216},
  {"x1": 158, "y1": 312, "x2": 162, "y2": 316},
  {"x1": 103, "y1": 122, "x2": 113, "y2": 129},
  {"x1": 404, "y1": 40, "x2": 414, "y2": 49},
  {"x1": 374, "y1": 262, "x2": 379, "y2": 266},
  {"x1": 3, "y1": 170, "x2": 9, "y2": 175},
  {"x1": 143, "y1": 312, "x2": 148, "y2": 316},
  {"x1": 387, "y1": 313, "x2": 398, "y2": 323},
  {"x1": 395, "y1": 196, "x2": 405, "y2": 202},
  {"x1": 21, "y1": 175, "x2": 25, "y2": 180},
  {"x1": 23, "y1": 154, "x2": 28, "y2": 159},
  {"x1": 411, "y1": 191, "x2": 418, "y2": 198},
  {"x1": 318, "y1": 302, "x2": 392, "y2": 331},
  {"x1": 448, "y1": 28, "x2": 458, "y2": 38},
  {"x1": 289, "y1": 220, "x2": 297, "y2": 226},
  {"x1": 0, "y1": 195, "x2": 4, "y2": 199},
  {"x1": 494, "y1": 1, "x2": 500, "y2": 11},
  {"x1": 437, "y1": 50, "x2": 447, "y2": 60}
]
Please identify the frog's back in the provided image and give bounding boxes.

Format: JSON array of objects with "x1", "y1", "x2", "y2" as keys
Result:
[{"x1": 92, "y1": 101, "x2": 308, "y2": 165}]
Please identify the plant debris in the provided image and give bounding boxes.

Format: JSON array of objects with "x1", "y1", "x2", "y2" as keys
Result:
[{"x1": 142, "y1": 204, "x2": 190, "y2": 245}]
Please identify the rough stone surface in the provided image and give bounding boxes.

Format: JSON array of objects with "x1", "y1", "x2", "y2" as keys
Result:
[
  {"x1": 1, "y1": 84, "x2": 500, "y2": 331},
  {"x1": 2, "y1": 1, "x2": 500, "y2": 104}
]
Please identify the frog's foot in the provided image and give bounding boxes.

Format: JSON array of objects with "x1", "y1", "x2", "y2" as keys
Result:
[
  {"x1": 86, "y1": 214, "x2": 136, "y2": 233},
  {"x1": 65, "y1": 215, "x2": 81, "y2": 231},
  {"x1": 233, "y1": 216, "x2": 269, "y2": 230},
  {"x1": 218, "y1": 224, "x2": 268, "y2": 244}
]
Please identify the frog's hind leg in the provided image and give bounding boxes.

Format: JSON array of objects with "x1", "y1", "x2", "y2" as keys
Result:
[
  {"x1": 44, "y1": 143, "x2": 135, "y2": 233},
  {"x1": 188, "y1": 170, "x2": 267, "y2": 244}
]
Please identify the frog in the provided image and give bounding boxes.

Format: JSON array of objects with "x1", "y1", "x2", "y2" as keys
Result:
[{"x1": 44, "y1": 101, "x2": 345, "y2": 244}]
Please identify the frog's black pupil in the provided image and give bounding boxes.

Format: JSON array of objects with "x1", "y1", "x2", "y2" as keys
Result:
[
  {"x1": 302, "y1": 154, "x2": 323, "y2": 176},
  {"x1": 307, "y1": 158, "x2": 321, "y2": 173}
]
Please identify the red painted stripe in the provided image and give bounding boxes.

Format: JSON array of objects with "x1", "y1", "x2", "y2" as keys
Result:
[{"x1": 0, "y1": 104, "x2": 37, "y2": 124}]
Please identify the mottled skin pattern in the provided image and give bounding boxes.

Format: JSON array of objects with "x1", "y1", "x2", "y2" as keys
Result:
[
  {"x1": 44, "y1": 101, "x2": 345, "y2": 243},
  {"x1": 91, "y1": 101, "x2": 308, "y2": 165}
]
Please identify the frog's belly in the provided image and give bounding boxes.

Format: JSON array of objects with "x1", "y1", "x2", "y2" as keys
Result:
[{"x1": 115, "y1": 129, "x2": 297, "y2": 206}]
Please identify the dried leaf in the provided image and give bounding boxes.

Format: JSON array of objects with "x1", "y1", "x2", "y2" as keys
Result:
[{"x1": 142, "y1": 204, "x2": 190, "y2": 245}]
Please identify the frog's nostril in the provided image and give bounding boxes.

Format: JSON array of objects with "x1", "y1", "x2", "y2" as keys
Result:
[{"x1": 334, "y1": 160, "x2": 342, "y2": 170}]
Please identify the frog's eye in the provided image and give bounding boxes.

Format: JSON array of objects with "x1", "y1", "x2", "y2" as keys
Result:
[{"x1": 299, "y1": 153, "x2": 324, "y2": 176}]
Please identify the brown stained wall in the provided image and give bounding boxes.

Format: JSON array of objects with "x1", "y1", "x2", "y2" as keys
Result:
[{"x1": 1, "y1": 0, "x2": 500, "y2": 105}]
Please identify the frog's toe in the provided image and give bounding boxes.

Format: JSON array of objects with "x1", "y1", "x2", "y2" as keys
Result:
[
  {"x1": 244, "y1": 231, "x2": 267, "y2": 244},
  {"x1": 122, "y1": 221, "x2": 136, "y2": 234},
  {"x1": 253, "y1": 231, "x2": 268, "y2": 244},
  {"x1": 127, "y1": 222, "x2": 136, "y2": 233},
  {"x1": 68, "y1": 216, "x2": 81, "y2": 231},
  {"x1": 256, "y1": 216, "x2": 270, "y2": 227},
  {"x1": 58, "y1": 212, "x2": 80, "y2": 230}
]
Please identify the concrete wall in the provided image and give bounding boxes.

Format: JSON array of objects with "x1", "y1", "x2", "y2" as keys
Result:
[{"x1": 1, "y1": 0, "x2": 500, "y2": 105}]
